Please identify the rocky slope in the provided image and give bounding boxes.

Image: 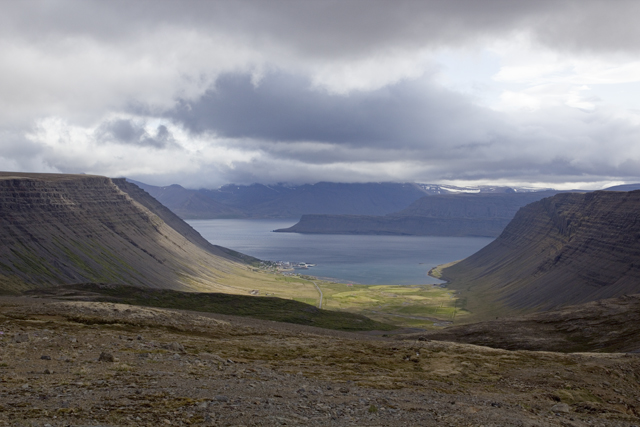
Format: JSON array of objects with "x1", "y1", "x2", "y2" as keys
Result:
[
  {"x1": 2, "y1": 296, "x2": 640, "y2": 426},
  {"x1": 0, "y1": 172, "x2": 259, "y2": 293},
  {"x1": 411, "y1": 293, "x2": 640, "y2": 353},
  {"x1": 276, "y1": 191, "x2": 558, "y2": 237},
  {"x1": 440, "y1": 190, "x2": 640, "y2": 316}
]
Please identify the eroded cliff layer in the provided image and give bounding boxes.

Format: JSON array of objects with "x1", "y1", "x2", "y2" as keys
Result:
[
  {"x1": 441, "y1": 190, "x2": 640, "y2": 314},
  {"x1": 0, "y1": 172, "x2": 251, "y2": 293}
]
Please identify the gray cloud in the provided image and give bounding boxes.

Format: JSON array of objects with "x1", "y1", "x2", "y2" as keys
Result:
[
  {"x1": 2, "y1": 1, "x2": 639, "y2": 56},
  {"x1": 154, "y1": 70, "x2": 640, "y2": 187},
  {"x1": 95, "y1": 119, "x2": 175, "y2": 149},
  {"x1": 168, "y1": 72, "x2": 501, "y2": 150},
  {"x1": 1, "y1": 1, "x2": 639, "y2": 189}
]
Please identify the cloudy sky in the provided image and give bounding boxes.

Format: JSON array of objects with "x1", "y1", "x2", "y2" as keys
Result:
[{"x1": 1, "y1": 0, "x2": 640, "y2": 189}]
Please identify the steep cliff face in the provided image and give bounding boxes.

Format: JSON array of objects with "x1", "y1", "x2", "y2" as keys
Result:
[
  {"x1": 441, "y1": 190, "x2": 640, "y2": 315},
  {"x1": 0, "y1": 172, "x2": 252, "y2": 293},
  {"x1": 277, "y1": 192, "x2": 558, "y2": 237}
]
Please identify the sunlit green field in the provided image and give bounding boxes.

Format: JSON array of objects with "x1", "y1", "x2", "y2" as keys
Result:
[
  {"x1": 237, "y1": 266, "x2": 467, "y2": 329},
  {"x1": 318, "y1": 282, "x2": 467, "y2": 329}
]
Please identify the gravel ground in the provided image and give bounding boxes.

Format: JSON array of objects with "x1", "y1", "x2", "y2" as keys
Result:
[{"x1": 1, "y1": 297, "x2": 639, "y2": 426}]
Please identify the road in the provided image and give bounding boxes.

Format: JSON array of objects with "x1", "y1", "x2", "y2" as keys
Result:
[{"x1": 312, "y1": 281, "x2": 323, "y2": 309}]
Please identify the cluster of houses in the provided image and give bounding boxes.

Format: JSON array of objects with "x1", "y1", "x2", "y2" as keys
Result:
[{"x1": 274, "y1": 261, "x2": 316, "y2": 269}]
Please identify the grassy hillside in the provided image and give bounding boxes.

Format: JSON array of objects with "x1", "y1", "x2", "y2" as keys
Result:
[{"x1": 28, "y1": 283, "x2": 396, "y2": 331}]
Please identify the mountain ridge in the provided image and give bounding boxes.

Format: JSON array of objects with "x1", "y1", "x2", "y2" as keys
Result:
[
  {"x1": 440, "y1": 190, "x2": 640, "y2": 317},
  {"x1": 0, "y1": 172, "x2": 260, "y2": 293}
]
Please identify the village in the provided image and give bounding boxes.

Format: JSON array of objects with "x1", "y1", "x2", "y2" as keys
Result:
[{"x1": 273, "y1": 261, "x2": 316, "y2": 275}]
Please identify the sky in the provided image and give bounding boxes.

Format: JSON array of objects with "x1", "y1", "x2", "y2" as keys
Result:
[{"x1": 1, "y1": 0, "x2": 640, "y2": 190}]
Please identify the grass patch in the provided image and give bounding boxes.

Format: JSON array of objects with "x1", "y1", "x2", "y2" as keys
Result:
[{"x1": 318, "y1": 282, "x2": 466, "y2": 328}]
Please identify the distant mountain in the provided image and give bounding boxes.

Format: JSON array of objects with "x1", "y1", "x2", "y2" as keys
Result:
[
  {"x1": 130, "y1": 181, "x2": 244, "y2": 219},
  {"x1": 0, "y1": 172, "x2": 260, "y2": 293},
  {"x1": 440, "y1": 190, "x2": 640, "y2": 317},
  {"x1": 276, "y1": 191, "x2": 560, "y2": 237},
  {"x1": 131, "y1": 181, "x2": 431, "y2": 219},
  {"x1": 603, "y1": 183, "x2": 640, "y2": 192},
  {"x1": 132, "y1": 180, "x2": 557, "y2": 221}
]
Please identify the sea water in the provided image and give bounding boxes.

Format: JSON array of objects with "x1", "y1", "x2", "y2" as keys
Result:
[{"x1": 187, "y1": 219, "x2": 494, "y2": 285}]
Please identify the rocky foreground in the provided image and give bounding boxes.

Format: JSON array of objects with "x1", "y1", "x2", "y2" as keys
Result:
[{"x1": 1, "y1": 297, "x2": 639, "y2": 426}]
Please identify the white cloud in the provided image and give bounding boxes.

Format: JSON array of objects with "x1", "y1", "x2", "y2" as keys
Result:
[{"x1": 1, "y1": 1, "x2": 640, "y2": 188}]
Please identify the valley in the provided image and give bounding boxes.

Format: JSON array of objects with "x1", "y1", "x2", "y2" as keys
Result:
[{"x1": 2, "y1": 172, "x2": 640, "y2": 425}]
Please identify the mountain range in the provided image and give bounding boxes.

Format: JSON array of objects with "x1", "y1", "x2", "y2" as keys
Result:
[
  {"x1": 132, "y1": 181, "x2": 428, "y2": 219},
  {"x1": 275, "y1": 191, "x2": 560, "y2": 237},
  {"x1": 132, "y1": 180, "x2": 552, "y2": 220}
]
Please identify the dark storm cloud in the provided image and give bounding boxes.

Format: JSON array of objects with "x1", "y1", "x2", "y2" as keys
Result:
[
  {"x1": 95, "y1": 119, "x2": 175, "y2": 149},
  {"x1": 1, "y1": 1, "x2": 639, "y2": 56},
  {"x1": 168, "y1": 72, "x2": 501, "y2": 151},
  {"x1": 160, "y1": 69, "x2": 640, "y2": 186}
]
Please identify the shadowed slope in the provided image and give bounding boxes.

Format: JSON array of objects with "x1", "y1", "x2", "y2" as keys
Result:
[
  {"x1": 441, "y1": 190, "x2": 640, "y2": 317},
  {"x1": 412, "y1": 293, "x2": 640, "y2": 353}
]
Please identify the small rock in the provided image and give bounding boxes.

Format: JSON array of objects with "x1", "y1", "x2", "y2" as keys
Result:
[
  {"x1": 339, "y1": 387, "x2": 349, "y2": 394},
  {"x1": 138, "y1": 352, "x2": 150, "y2": 358},
  {"x1": 163, "y1": 342, "x2": 185, "y2": 353},
  {"x1": 98, "y1": 352, "x2": 115, "y2": 362},
  {"x1": 551, "y1": 403, "x2": 570, "y2": 413},
  {"x1": 40, "y1": 355, "x2": 52, "y2": 360},
  {"x1": 136, "y1": 335, "x2": 143, "y2": 340},
  {"x1": 215, "y1": 395, "x2": 229, "y2": 402},
  {"x1": 43, "y1": 369, "x2": 53, "y2": 375},
  {"x1": 12, "y1": 333, "x2": 29, "y2": 343}
]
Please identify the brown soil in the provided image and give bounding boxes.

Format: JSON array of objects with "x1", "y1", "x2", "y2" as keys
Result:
[
  {"x1": 1, "y1": 297, "x2": 640, "y2": 426},
  {"x1": 412, "y1": 293, "x2": 640, "y2": 354}
]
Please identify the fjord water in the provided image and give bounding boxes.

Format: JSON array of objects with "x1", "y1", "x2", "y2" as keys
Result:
[{"x1": 188, "y1": 219, "x2": 494, "y2": 285}]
